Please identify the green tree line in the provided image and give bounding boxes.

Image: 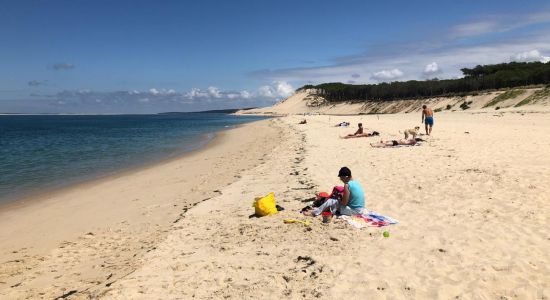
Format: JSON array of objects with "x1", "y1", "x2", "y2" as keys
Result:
[{"x1": 298, "y1": 61, "x2": 550, "y2": 102}]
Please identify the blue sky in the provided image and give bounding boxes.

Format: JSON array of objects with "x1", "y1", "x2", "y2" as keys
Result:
[{"x1": 1, "y1": 0, "x2": 550, "y2": 113}]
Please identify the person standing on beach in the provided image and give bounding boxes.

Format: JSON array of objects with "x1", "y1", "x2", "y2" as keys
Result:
[
  {"x1": 421, "y1": 105, "x2": 434, "y2": 135},
  {"x1": 304, "y1": 167, "x2": 365, "y2": 216}
]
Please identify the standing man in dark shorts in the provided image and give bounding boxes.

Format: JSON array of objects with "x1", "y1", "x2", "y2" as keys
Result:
[{"x1": 421, "y1": 105, "x2": 434, "y2": 135}]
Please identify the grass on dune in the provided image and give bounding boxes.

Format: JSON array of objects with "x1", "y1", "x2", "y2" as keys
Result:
[
  {"x1": 483, "y1": 89, "x2": 525, "y2": 108},
  {"x1": 514, "y1": 87, "x2": 550, "y2": 107}
]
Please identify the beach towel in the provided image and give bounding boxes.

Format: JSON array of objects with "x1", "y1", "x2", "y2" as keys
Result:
[
  {"x1": 339, "y1": 215, "x2": 368, "y2": 229},
  {"x1": 339, "y1": 211, "x2": 399, "y2": 229},
  {"x1": 391, "y1": 143, "x2": 422, "y2": 148},
  {"x1": 365, "y1": 211, "x2": 399, "y2": 225}
]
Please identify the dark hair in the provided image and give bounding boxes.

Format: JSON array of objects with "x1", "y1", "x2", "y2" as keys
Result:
[
  {"x1": 358, "y1": 123, "x2": 362, "y2": 126},
  {"x1": 422, "y1": 105, "x2": 427, "y2": 109},
  {"x1": 338, "y1": 167, "x2": 352, "y2": 177}
]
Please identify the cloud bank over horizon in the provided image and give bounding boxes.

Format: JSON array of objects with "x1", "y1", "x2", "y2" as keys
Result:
[{"x1": 1, "y1": 82, "x2": 295, "y2": 114}]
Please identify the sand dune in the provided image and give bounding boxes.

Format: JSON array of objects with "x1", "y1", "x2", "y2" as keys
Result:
[{"x1": 237, "y1": 87, "x2": 550, "y2": 116}]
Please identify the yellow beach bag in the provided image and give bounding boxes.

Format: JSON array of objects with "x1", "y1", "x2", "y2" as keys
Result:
[{"x1": 252, "y1": 192, "x2": 278, "y2": 217}]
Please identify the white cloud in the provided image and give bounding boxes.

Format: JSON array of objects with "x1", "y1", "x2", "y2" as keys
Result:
[
  {"x1": 184, "y1": 86, "x2": 225, "y2": 99},
  {"x1": 371, "y1": 68, "x2": 404, "y2": 81},
  {"x1": 423, "y1": 62, "x2": 440, "y2": 75},
  {"x1": 240, "y1": 90, "x2": 251, "y2": 99},
  {"x1": 257, "y1": 85, "x2": 275, "y2": 98},
  {"x1": 226, "y1": 93, "x2": 239, "y2": 99},
  {"x1": 251, "y1": 30, "x2": 550, "y2": 84},
  {"x1": 450, "y1": 11, "x2": 550, "y2": 39},
  {"x1": 451, "y1": 21, "x2": 500, "y2": 38},
  {"x1": 149, "y1": 88, "x2": 178, "y2": 95},
  {"x1": 250, "y1": 10, "x2": 550, "y2": 85},
  {"x1": 182, "y1": 83, "x2": 292, "y2": 102},
  {"x1": 185, "y1": 88, "x2": 208, "y2": 99},
  {"x1": 15, "y1": 83, "x2": 295, "y2": 114},
  {"x1": 274, "y1": 81, "x2": 294, "y2": 97},
  {"x1": 207, "y1": 86, "x2": 221, "y2": 98},
  {"x1": 77, "y1": 89, "x2": 91, "y2": 94},
  {"x1": 257, "y1": 81, "x2": 294, "y2": 98},
  {"x1": 510, "y1": 50, "x2": 550, "y2": 63}
]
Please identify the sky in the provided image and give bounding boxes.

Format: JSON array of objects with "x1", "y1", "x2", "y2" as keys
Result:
[{"x1": 1, "y1": 0, "x2": 550, "y2": 113}]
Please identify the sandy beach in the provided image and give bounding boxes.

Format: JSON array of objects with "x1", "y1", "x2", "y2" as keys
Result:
[
  {"x1": 1, "y1": 110, "x2": 549, "y2": 299},
  {"x1": 0, "y1": 119, "x2": 282, "y2": 299}
]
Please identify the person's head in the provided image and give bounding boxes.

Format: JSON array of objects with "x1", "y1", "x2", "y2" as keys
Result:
[
  {"x1": 422, "y1": 105, "x2": 427, "y2": 109},
  {"x1": 358, "y1": 123, "x2": 363, "y2": 128},
  {"x1": 338, "y1": 167, "x2": 352, "y2": 183}
]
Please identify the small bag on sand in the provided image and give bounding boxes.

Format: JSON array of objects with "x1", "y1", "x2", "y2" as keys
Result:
[{"x1": 252, "y1": 192, "x2": 278, "y2": 217}]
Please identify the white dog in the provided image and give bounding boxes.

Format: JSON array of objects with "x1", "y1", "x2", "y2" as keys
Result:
[{"x1": 403, "y1": 126, "x2": 420, "y2": 139}]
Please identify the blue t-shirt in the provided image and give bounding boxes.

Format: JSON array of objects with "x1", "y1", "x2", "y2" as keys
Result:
[{"x1": 347, "y1": 180, "x2": 365, "y2": 209}]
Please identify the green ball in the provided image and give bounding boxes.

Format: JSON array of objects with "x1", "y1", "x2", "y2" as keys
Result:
[{"x1": 383, "y1": 231, "x2": 390, "y2": 238}]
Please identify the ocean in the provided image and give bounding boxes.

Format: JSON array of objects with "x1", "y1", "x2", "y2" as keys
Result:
[{"x1": 0, "y1": 113, "x2": 268, "y2": 203}]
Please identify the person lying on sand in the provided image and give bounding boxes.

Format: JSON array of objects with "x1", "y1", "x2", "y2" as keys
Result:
[
  {"x1": 299, "y1": 119, "x2": 307, "y2": 124},
  {"x1": 345, "y1": 123, "x2": 364, "y2": 137},
  {"x1": 370, "y1": 139, "x2": 419, "y2": 148},
  {"x1": 341, "y1": 131, "x2": 380, "y2": 139},
  {"x1": 303, "y1": 167, "x2": 365, "y2": 216}
]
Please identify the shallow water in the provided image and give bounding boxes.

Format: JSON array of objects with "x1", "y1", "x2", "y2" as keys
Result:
[{"x1": 0, "y1": 113, "x2": 267, "y2": 203}]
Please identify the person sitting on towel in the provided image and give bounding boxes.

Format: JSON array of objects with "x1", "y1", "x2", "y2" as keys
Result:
[
  {"x1": 303, "y1": 167, "x2": 365, "y2": 216},
  {"x1": 345, "y1": 123, "x2": 364, "y2": 137}
]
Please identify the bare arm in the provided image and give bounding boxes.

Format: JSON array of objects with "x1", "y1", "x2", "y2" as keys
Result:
[
  {"x1": 421, "y1": 110, "x2": 425, "y2": 123},
  {"x1": 341, "y1": 184, "x2": 350, "y2": 206}
]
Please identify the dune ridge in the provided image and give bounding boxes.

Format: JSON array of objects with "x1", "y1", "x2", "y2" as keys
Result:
[{"x1": 237, "y1": 86, "x2": 550, "y2": 116}]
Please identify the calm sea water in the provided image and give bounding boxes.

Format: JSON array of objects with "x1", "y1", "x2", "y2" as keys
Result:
[{"x1": 0, "y1": 113, "x2": 267, "y2": 203}]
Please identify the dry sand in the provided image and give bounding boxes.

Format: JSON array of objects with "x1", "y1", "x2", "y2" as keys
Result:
[{"x1": 1, "y1": 111, "x2": 549, "y2": 299}]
